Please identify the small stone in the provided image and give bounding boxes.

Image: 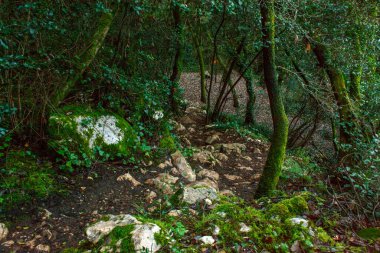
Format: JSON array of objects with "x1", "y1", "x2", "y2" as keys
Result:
[
  {"x1": 80, "y1": 187, "x2": 86, "y2": 191},
  {"x1": 239, "y1": 223, "x2": 251, "y2": 233},
  {"x1": 35, "y1": 244, "x2": 50, "y2": 252},
  {"x1": 253, "y1": 148, "x2": 262, "y2": 155},
  {"x1": 182, "y1": 137, "x2": 192, "y2": 147},
  {"x1": 213, "y1": 226, "x2": 220, "y2": 235},
  {"x1": 188, "y1": 127, "x2": 196, "y2": 133},
  {"x1": 197, "y1": 169, "x2": 219, "y2": 182},
  {"x1": 291, "y1": 240, "x2": 302, "y2": 253},
  {"x1": 180, "y1": 115, "x2": 196, "y2": 125},
  {"x1": 149, "y1": 173, "x2": 179, "y2": 195},
  {"x1": 87, "y1": 176, "x2": 94, "y2": 180},
  {"x1": 206, "y1": 134, "x2": 220, "y2": 145},
  {"x1": 199, "y1": 236, "x2": 215, "y2": 245},
  {"x1": 145, "y1": 191, "x2": 158, "y2": 203},
  {"x1": 117, "y1": 173, "x2": 141, "y2": 187},
  {"x1": 1, "y1": 240, "x2": 14, "y2": 247},
  {"x1": 242, "y1": 156, "x2": 252, "y2": 161},
  {"x1": 224, "y1": 174, "x2": 242, "y2": 181},
  {"x1": 168, "y1": 210, "x2": 182, "y2": 217},
  {"x1": 192, "y1": 151, "x2": 215, "y2": 165},
  {"x1": 204, "y1": 198, "x2": 213, "y2": 206},
  {"x1": 216, "y1": 212, "x2": 227, "y2": 218},
  {"x1": 237, "y1": 166, "x2": 254, "y2": 171},
  {"x1": 0, "y1": 223, "x2": 9, "y2": 241},
  {"x1": 214, "y1": 153, "x2": 228, "y2": 161},
  {"x1": 171, "y1": 151, "x2": 196, "y2": 182},
  {"x1": 220, "y1": 189, "x2": 235, "y2": 197}
]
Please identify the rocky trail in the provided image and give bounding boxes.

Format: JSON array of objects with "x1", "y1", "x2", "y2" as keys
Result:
[{"x1": 0, "y1": 105, "x2": 269, "y2": 252}]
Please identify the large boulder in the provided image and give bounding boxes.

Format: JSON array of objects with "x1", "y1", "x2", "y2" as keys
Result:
[
  {"x1": 86, "y1": 215, "x2": 162, "y2": 253},
  {"x1": 86, "y1": 214, "x2": 140, "y2": 243},
  {"x1": 182, "y1": 179, "x2": 219, "y2": 204},
  {"x1": 49, "y1": 106, "x2": 137, "y2": 160}
]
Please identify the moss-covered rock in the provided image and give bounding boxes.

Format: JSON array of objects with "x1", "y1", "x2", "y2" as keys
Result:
[{"x1": 49, "y1": 106, "x2": 138, "y2": 163}]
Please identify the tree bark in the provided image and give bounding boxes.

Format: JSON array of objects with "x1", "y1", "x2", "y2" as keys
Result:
[
  {"x1": 194, "y1": 36, "x2": 207, "y2": 103},
  {"x1": 51, "y1": 12, "x2": 114, "y2": 107},
  {"x1": 169, "y1": 2, "x2": 184, "y2": 112},
  {"x1": 313, "y1": 43, "x2": 358, "y2": 159},
  {"x1": 255, "y1": 0, "x2": 289, "y2": 198}
]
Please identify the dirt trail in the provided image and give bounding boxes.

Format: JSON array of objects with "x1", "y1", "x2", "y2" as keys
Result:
[{"x1": 0, "y1": 80, "x2": 268, "y2": 253}]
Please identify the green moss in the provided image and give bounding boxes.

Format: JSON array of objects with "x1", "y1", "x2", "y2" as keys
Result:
[
  {"x1": 0, "y1": 150, "x2": 56, "y2": 209},
  {"x1": 159, "y1": 135, "x2": 176, "y2": 152},
  {"x1": 108, "y1": 225, "x2": 135, "y2": 252},
  {"x1": 268, "y1": 195, "x2": 309, "y2": 219}
]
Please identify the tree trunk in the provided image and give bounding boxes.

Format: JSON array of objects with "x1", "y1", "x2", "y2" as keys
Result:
[
  {"x1": 51, "y1": 12, "x2": 114, "y2": 107},
  {"x1": 194, "y1": 36, "x2": 207, "y2": 103},
  {"x1": 217, "y1": 55, "x2": 240, "y2": 108},
  {"x1": 169, "y1": 2, "x2": 184, "y2": 112},
  {"x1": 313, "y1": 44, "x2": 358, "y2": 159},
  {"x1": 255, "y1": 0, "x2": 289, "y2": 198}
]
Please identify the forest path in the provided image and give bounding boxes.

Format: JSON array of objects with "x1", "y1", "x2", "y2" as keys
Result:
[{"x1": 1, "y1": 82, "x2": 269, "y2": 253}]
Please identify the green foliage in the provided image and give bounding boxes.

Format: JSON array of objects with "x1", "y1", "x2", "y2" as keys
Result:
[
  {"x1": 0, "y1": 150, "x2": 56, "y2": 211},
  {"x1": 213, "y1": 113, "x2": 271, "y2": 141},
  {"x1": 357, "y1": 228, "x2": 380, "y2": 240}
]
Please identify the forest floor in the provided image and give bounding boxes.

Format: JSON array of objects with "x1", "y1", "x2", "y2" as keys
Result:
[
  {"x1": 0, "y1": 73, "x2": 378, "y2": 252},
  {"x1": 0, "y1": 74, "x2": 270, "y2": 252}
]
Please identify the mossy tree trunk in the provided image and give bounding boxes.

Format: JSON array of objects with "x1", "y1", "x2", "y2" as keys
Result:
[
  {"x1": 51, "y1": 12, "x2": 114, "y2": 107},
  {"x1": 194, "y1": 36, "x2": 207, "y2": 103},
  {"x1": 313, "y1": 44, "x2": 358, "y2": 159},
  {"x1": 349, "y1": 33, "x2": 362, "y2": 101},
  {"x1": 255, "y1": 0, "x2": 289, "y2": 198},
  {"x1": 169, "y1": 2, "x2": 184, "y2": 112}
]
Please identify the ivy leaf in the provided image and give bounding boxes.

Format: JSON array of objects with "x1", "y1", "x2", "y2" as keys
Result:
[{"x1": 357, "y1": 228, "x2": 380, "y2": 240}]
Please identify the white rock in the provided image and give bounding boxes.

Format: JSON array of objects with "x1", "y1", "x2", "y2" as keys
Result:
[
  {"x1": 75, "y1": 115, "x2": 124, "y2": 149},
  {"x1": 171, "y1": 151, "x2": 196, "y2": 182},
  {"x1": 239, "y1": 223, "x2": 251, "y2": 233},
  {"x1": 213, "y1": 226, "x2": 220, "y2": 235},
  {"x1": 199, "y1": 236, "x2": 215, "y2": 245},
  {"x1": 289, "y1": 218, "x2": 309, "y2": 227},
  {"x1": 289, "y1": 217, "x2": 314, "y2": 236},
  {"x1": 183, "y1": 180, "x2": 218, "y2": 204},
  {"x1": 204, "y1": 198, "x2": 213, "y2": 206},
  {"x1": 86, "y1": 214, "x2": 140, "y2": 243},
  {"x1": 132, "y1": 224, "x2": 161, "y2": 252},
  {"x1": 35, "y1": 244, "x2": 50, "y2": 252},
  {"x1": 0, "y1": 223, "x2": 8, "y2": 241},
  {"x1": 217, "y1": 212, "x2": 227, "y2": 218},
  {"x1": 117, "y1": 173, "x2": 141, "y2": 187}
]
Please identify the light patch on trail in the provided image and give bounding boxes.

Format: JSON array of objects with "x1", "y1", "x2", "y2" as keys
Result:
[{"x1": 75, "y1": 115, "x2": 124, "y2": 148}]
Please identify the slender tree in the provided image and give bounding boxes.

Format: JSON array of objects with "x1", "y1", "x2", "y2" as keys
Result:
[
  {"x1": 169, "y1": 1, "x2": 184, "y2": 112},
  {"x1": 255, "y1": 0, "x2": 289, "y2": 198},
  {"x1": 51, "y1": 12, "x2": 114, "y2": 107}
]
